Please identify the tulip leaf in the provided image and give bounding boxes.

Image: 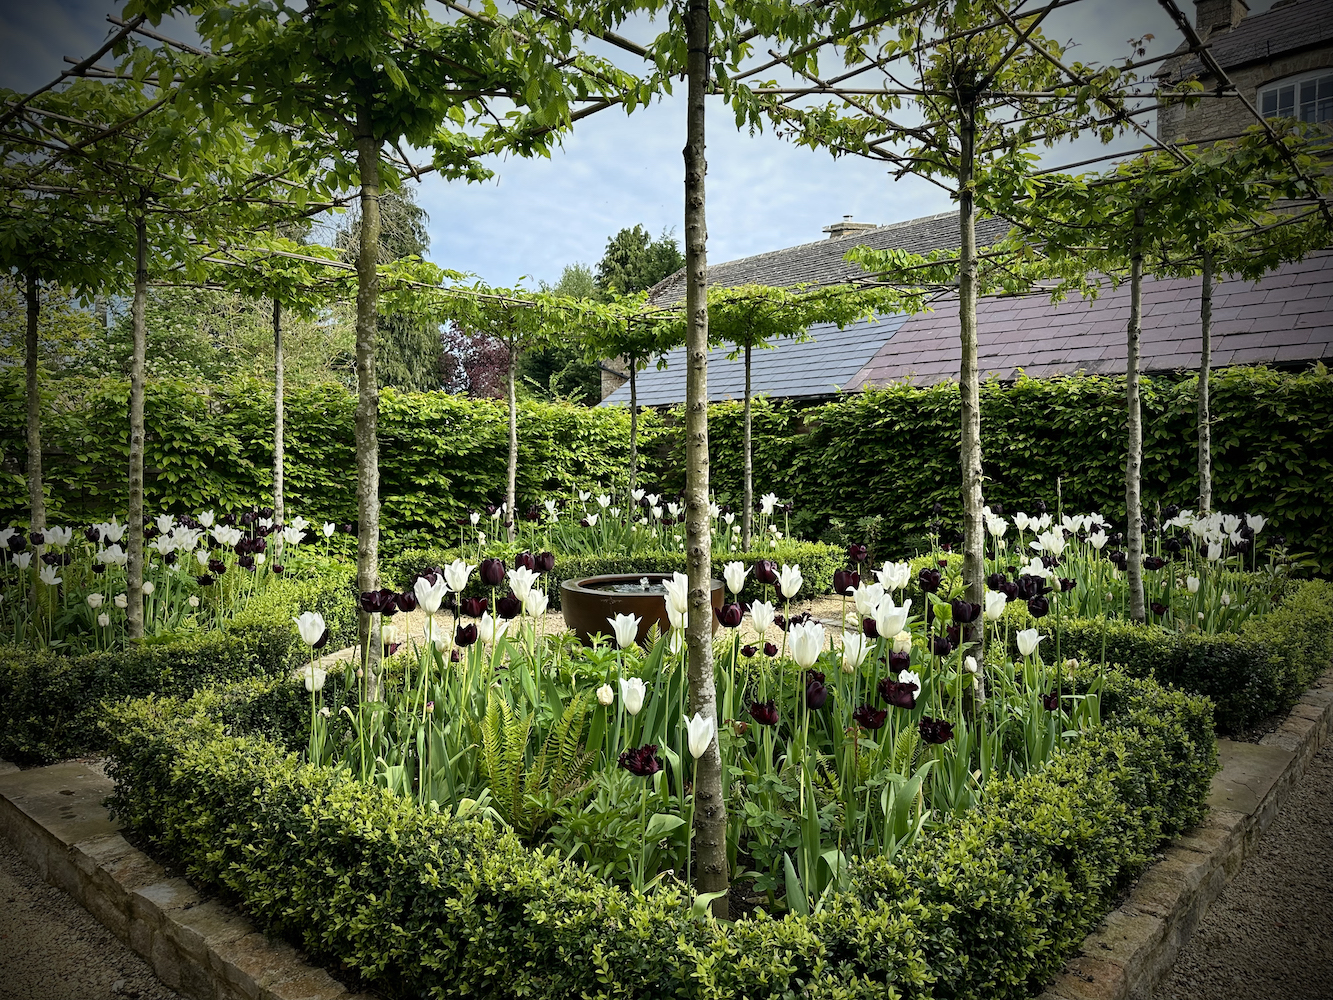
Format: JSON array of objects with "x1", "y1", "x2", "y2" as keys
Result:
[{"x1": 643, "y1": 812, "x2": 685, "y2": 843}]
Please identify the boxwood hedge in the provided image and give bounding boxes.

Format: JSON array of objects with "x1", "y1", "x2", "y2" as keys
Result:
[
  {"x1": 0, "y1": 571, "x2": 358, "y2": 765},
  {"x1": 104, "y1": 666, "x2": 1213, "y2": 1000}
]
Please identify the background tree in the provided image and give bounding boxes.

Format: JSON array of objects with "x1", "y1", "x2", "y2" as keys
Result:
[{"x1": 593, "y1": 224, "x2": 684, "y2": 296}]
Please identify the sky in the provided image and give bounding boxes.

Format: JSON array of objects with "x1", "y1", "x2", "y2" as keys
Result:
[{"x1": 1, "y1": 0, "x2": 1280, "y2": 287}]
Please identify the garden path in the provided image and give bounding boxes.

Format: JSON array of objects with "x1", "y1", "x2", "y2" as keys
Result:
[{"x1": 1152, "y1": 739, "x2": 1333, "y2": 1000}]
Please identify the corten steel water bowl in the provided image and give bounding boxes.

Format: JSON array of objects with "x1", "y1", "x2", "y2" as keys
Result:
[{"x1": 560, "y1": 573, "x2": 724, "y2": 646}]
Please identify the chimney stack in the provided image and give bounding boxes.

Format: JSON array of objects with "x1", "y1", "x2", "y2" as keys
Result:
[
  {"x1": 1193, "y1": 0, "x2": 1248, "y2": 35},
  {"x1": 822, "y1": 215, "x2": 879, "y2": 239}
]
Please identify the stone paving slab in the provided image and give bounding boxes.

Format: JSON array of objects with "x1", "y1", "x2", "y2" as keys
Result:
[
  {"x1": 1036, "y1": 663, "x2": 1333, "y2": 1000},
  {"x1": 0, "y1": 763, "x2": 373, "y2": 1000}
]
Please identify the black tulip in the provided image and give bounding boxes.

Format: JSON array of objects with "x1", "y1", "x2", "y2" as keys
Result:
[
  {"x1": 396, "y1": 591, "x2": 418, "y2": 613},
  {"x1": 878, "y1": 677, "x2": 918, "y2": 710},
  {"x1": 455, "y1": 623, "x2": 478, "y2": 646},
  {"x1": 950, "y1": 598, "x2": 981, "y2": 624},
  {"x1": 919, "y1": 716, "x2": 954, "y2": 745},
  {"x1": 917, "y1": 568, "x2": 942, "y2": 594},
  {"x1": 862, "y1": 617, "x2": 879, "y2": 639},
  {"x1": 535, "y1": 551, "x2": 556, "y2": 574},
  {"x1": 1028, "y1": 595, "x2": 1050, "y2": 618},
  {"x1": 1042, "y1": 691, "x2": 1060, "y2": 712},
  {"x1": 853, "y1": 704, "x2": 888, "y2": 730},
  {"x1": 847, "y1": 543, "x2": 868, "y2": 564},
  {"x1": 763, "y1": 641, "x2": 778, "y2": 657},
  {"x1": 833, "y1": 569, "x2": 860, "y2": 596},
  {"x1": 496, "y1": 594, "x2": 522, "y2": 619},
  {"x1": 461, "y1": 597, "x2": 488, "y2": 618},
  {"x1": 741, "y1": 644, "x2": 758, "y2": 657},
  {"x1": 887, "y1": 650, "x2": 911, "y2": 674},
  {"x1": 804, "y1": 672, "x2": 829, "y2": 710},
  {"x1": 930, "y1": 633, "x2": 953, "y2": 656},
  {"x1": 84, "y1": 527, "x2": 101, "y2": 543},
  {"x1": 716, "y1": 603, "x2": 743, "y2": 628},
  {"x1": 749, "y1": 699, "x2": 780, "y2": 726},
  {"x1": 514, "y1": 551, "x2": 536, "y2": 572},
  {"x1": 752, "y1": 559, "x2": 778, "y2": 586}
]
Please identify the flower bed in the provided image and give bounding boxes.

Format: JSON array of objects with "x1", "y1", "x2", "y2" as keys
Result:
[
  {"x1": 105, "y1": 664, "x2": 1211, "y2": 1000},
  {"x1": 0, "y1": 569, "x2": 357, "y2": 764}
]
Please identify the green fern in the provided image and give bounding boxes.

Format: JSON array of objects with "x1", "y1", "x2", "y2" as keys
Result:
[{"x1": 891, "y1": 726, "x2": 919, "y2": 777}]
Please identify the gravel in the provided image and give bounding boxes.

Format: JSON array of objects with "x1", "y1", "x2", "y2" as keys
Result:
[
  {"x1": 1153, "y1": 740, "x2": 1333, "y2": 1000},
  {"x1": 0, "y1": 835, "x2": 180, "y2": 1000}
]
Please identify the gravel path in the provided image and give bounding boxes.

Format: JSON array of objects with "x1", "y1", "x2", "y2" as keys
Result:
[
  {"x1": 0, "y1": 835, "x2": 180, "y2": 1000},
  {"x1": 1153, "y1": 741, "x2": 1333, "y2": 1000}
]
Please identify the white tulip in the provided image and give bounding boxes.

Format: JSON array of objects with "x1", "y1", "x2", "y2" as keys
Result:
[
  {"x1": 984, "y1": 590, "x2": 1007, "y2": 621},
  {"x1": 259, "y1": 517, "x2": 274, "y2": 530},
  {"x1": 508, "y1": 566, "x2": 539, "y2": 602},
  {"x1": 585, "y1": 513, "x2": 599, "y2": 527},
  {"x1": 444, "y1": 558, "x2": 476, "y2": 594},
  {"x1": 788, "y1": 621, "x2": 825, "y2": 668},
  {"x1": 597, "y1": 494, "x2": 611, "y2": 509},
  {"x1": 39, "y1": 565, "x2": 62, "y2": 587},
  {"x1": 1016, "y1": 628, "x2": 1044, "y2": 657},
  {"x1": 1221, "y1": 513, "x2": 1242, "y2": 535},
  {"x1": 723, "y1": 561, "x2": 748, "y2": 594},
  {"x1": 322, "y1": 522, "x2": 336, "y2": 538},
  {"x1": 188, "y1": 595, "x2": 200, "y2": 608},
  {"x1": 669, "y1": 629, "x2": 685, "y2": 655},
  {"x1": 667, "y1": 605, "x2": 687, "y2": 631},
  {"x1": 892, "y1": 630, "x2": 913, "y2": 654},
  {"x1": 985, "y1": 516, "x2": 1008, "y2": 539},
  {"x1": 44, "y1": 526, "x2": 73, "y2": 547},
  {"x1": 620, "y1": 677, "x2": 647, "y2": 715},
  {"x1": 778, "y1": 564, "x2": 803, "y2": 599},
  {"x1": 875, "y1": 561, "x2": 912, "y2": 592},
  {"x1": 477, "y1": 612, "x2": 506, "y2": 645},
  {"x1": 964, "y1": 655, "x2": 979, "y2": 674},
  {"x1": 749, "y1": 599, "x2": 775, "y2": 635},
  {"x1": 840, "y1": 631, "x2": 870, "y2": 673},
  {"x1": 663, "y1": 572, "x2": 689, "y2": 616},
  {"x1": 1246, "y1": 513, "x2": 1267, "y2": 534},
  {"x1": 607, "y1": 612, "x2": 642, "y2": 649},
  {"x1": 140, "y1": 580, "x2": 155, "y2": 595},
  {"x1": 596, "y1": 684, "x2": 614, "y2": 707},
  {"x1": 523, "y1": 588, "x2": 548, "y2": 617},
  {"x1": 113, "y1": 593, "x2": 128, "y2": 609},
  {"x1": 1014, "y1": 512, "x2": 1031, "y2": 532},
  {"x1": 414, "y1": 575, "x2": 449, "y2": 615},
  {"x1": 631, "y1": 489, "x2": 645, "y2": 503},
  {"x1": 469, "y1": 511, "x2": 481, "y2": 526},
  {"x1": 1089, "y1": 530, "x2": 1108, "y2": 551},
  {"x1": 874, "y1": 598, "x2": 911, "y2": 639},
  {"x1": 1220, "y1": 592, "x2": 1231, "y2": 607},
  {"x1": 651, "y1": 506, "x2": 663, "y2": 520},
  {"x1": 255, "y1": 553, "x2": 265, "y2": 566},
  {"x1": 1186, "y1": 576, "x2": 1200, "y2": 594},
  {"x1": 197, "y1": 511, "x2": 215, "y2": 529},
  {"x1": 899, "y1": 668, "x2": 922, "y2": 694},
  {"x1": 301, "y1": 664, "x2": 327, "y2": 692},
  {"x1": 684, "y1": 712, "x2": 715, "y2": 759},
  {"x1": 282, "y1": 525, "x2": 304, "y2": 546},
  {"x1": 292, "y1": 610, "x2": 327, "y2": 646},
  {"x1": 578, "y1": 490, "x2": 592, "y2": 502},
  {"x1": 155, "y1": 514, "x2": 176, "y2": 536},
  {"x1": 86, "y1": 592, "x2": 105, "y2": 609},
  {"x1": 98, "y1": 545, "x2": 128, "y2": 567},
  {"x1": 853, "y1": 582, "x2": 885, "y2": 619},
  {"x1": 760, "y1": 492, "x2": 779, "y2": 515},
  {"x1": 196, "y1": 549, "x2": 211, "y2": 567},
  {"x1": 1206, "y1": 541, "x2": 1222, "y2": 562},
  {"x1": 97, "y1": 612, "x2": 111, "y2": 627}
]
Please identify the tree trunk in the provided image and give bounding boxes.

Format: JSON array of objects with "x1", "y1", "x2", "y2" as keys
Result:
[
  {"x1": 957, "y1": 101, "x2": 985, "y2": 653},
  {"x1": 1125, "y1": 205, "x2": 1146, "y2": 623},
  {"x1": 273, "y1": 297, "x2": 285, "y2": 527},
  {"x1": 506, "y1": 335, "x2": 518, "y2": 543},
  {"x1": 94, "y1": 295, "x2": 108, "y2": 334},
  {"x1": 628, "y1": 355, "x2": 638, "y2": 491},
  {"x1": 24, "y1": 273, "x2": 45, "y2": 533},
  {"x1": 1197, "y1": 249, "x2": 1213, "y2": 515},
  {"x1": 742, "y1": 342, "x2": 753, "y2": 552},
  {"x1": 683, "y1": 0, "x2": 727, "y2": 917},
  {"x1": 127, "y1": 214, "x2": 148, "y2": 640},
  {"x1": 353, "y1": 115, "x2": 382, "y2": 669}
]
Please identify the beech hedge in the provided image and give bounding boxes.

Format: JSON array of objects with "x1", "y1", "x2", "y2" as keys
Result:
[
  {"x1": 104, "y1": 666, "x2": 1212, "y2": 1000},
  {"x1": 0, "y1": 571, "x2": 357, "y2": 765}
]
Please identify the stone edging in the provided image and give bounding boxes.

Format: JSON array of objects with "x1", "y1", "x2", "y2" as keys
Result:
[
  {"x1": 1036, "y1": 664, "x2": 1333, "y2": 1000},
  {"x1": 0, "y1": 760, "x2": 371, "y2": 1000}
]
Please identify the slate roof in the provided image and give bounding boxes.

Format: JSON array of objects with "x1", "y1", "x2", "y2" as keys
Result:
[
  {"x1": 1159, "y1": 0, "x2": 1333, "y2": 82},
  {"x1": 846, "y1": 250, "x2": 1333, "y2": 387},
  {"x1": 648, "y1": 212, "x2": 1014, "y2": 306},
  {"x1": 601, "y1": 312, "x2": 911, "y2": 406}
]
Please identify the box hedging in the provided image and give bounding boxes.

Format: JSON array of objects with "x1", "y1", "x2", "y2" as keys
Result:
[
  {"x1": 104, "y1": 666, "x2": 1212, "y2": 1000},
  {"x1": 382, "y1": 541, "x2": 847, "y2": 610},
  {"x1": 1000, "y1": 579, "x2": 1333, "y2": 733},
  {"x1": 0, "y1": 571, "x2": 357, "y2": 765}
]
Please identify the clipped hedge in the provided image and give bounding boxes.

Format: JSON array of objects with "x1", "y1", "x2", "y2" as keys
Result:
[
  {"x1": 382, "y1": 541, "x2": 848, "y2": 610},
  {"x1": 0, "y1": 571, "x2": 357, "y2": 765},
  {"x1": 1001, "y1": 579, "x2": 1333, "y2": 734},
  {"x1": 104, "y1": 666, "x2": 1212, "y2": 1000}
]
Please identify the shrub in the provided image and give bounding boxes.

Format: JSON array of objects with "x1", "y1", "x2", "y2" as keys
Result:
[
  {"x1": 0, "y1": 571, "x2": 357, "y2": 765},
  {"x1": 104, "y1": 666, "x2": 1211, "y2": 1000}
]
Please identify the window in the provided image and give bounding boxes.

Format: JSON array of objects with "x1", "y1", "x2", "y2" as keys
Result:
[{"x1": 1259, "y1": 69, "x2": 1333, "y2": 124}]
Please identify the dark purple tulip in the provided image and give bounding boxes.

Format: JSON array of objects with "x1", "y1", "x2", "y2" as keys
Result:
[
  {"x1": 1015, "y1": 575, "x2": 1049, "y2": 601},
  {"x1": 84, "y1": 527, "x2": 101, "y2": 543},
  {"x1": 937, "y1": 558, "x2": 949, "y2": 568},
  {"x1": 752, "y1": 559, "x2": 778, "y2": 586},
  {"x1": 514, "y1": 551, "x2": 536, "y2": 572},
  {"x1": 1033, "y1": 499, "x2": 1048, "y2": 515},
  {"x1": 804, "y1": 674, "x2": 829, "y2": 710},
  {"x1": 741, "y1": 644, "x2": 758, "y2": 657},
  {"x1": 579, "y1": 518, "x2": 590, "y2": 528},
  {"x1": 1144, "y1": 555, "x2": 1167, "y2": 572},
  {"x1": 29, "y1": 531, "x2": 45, "y2": 546},
  {"x1": 930, "y1": 633, "x2": 954, "y2": 656},
  {"x1": 1150, "y1": 601, "x2": 1168, "y2": 616},
  {"x1": 1234, "y1": 538, "x2": 1252, "y2": 554},
  {"x1": 220, "y1": 513, "x2": 237, "y2": 527},
  {"x1": 991, "y1": 502, "x2": 1004, "y2": 516},
  {"x1": 986, "y1": 572, "x2": 1007, "y2": 591},
  {"x1": 209, "y1": 558, "x2": 227, "y2": 576},
  {"x1": 340, "y1": 523, "x2": 354, "y2": 535},
  {"x1": 496, "y1": 594, "x2": 522, "y2": 619},
  {"x1": 716, "y1": 603, "x2": 743, "y2": 628},
  {"x1": 164, "y1": 551, "x2": 178, "y2": 566},
  {"x1": 999, "y1": 581, "x2": 1019, "y2": 601},
  {"x1": 833, "y1": 569, "x2": 860, "y2": 596},
  {"x1": 477, "y1": 558, "x2": 505, "y2": 588},
  {"x1": 396, "y1": 591, "x2": 418, "y2": 613},
  {"x1": 1108, "y1": 550, "x2": 1128, "y2": 570},
  {"x1": 1058, "y1": 577, "x2": 1076, "y2": 593},
  {"x1": 92, "y1": 563, "x2": 106, "y2": 575},
  {"x1": 887, "y1": 650, "x2": 911, "y2": 673},
  {"x1": 1027, "y1": 595, "x2": 1050, "y2": 618},
  {"x1": 749, "y1": 699, "x2": 780, "y2": 726},
  {"x1": 1041, "y1": 691, "x2": 1060, "y2": 712},
  {"x1": 525, "y1": 506, "x2": 541, "y2": 522},
  {"x1": 359, "y1": 589, "x2": 397, "y2": 615},
  {"x1": 455, "y1": 623, "x2": 478, "y2": 646},
  {"x1": 852, "y1": 704, "x2": 888, "y2": 730},
  {"x1": 847, "y1": 543, "x2": 868, "y2": 564},
  {"x1": 1164, "y1": 537, "x2": 1182, "y2": 555},
  {"x1": 950, "y1": 598, "x2": 981, "y2": 624},
  {"x1": 918, "y1": 568, "x2": 942, "y2": 594},
  {"x1": 763, "y1": 641, "x2": 779, "y2": 657},
  {"x1": 918, "y1": 716, "x2": 955, "y2": 745},
  {"x1": 40, "y1": 552, "x2": 59, "y2": 566},
  {"x1": 878, "y1": 677, "x2": 918, "y2": 710},
  {"x1": 862, "y1": 617, "x2": 879, "y2": 639},
  {"x1": 7, "y1": 534, "x2": 25, "y2": 552},
  {"x1": 618, "y1": 744, "x2": 662, "y2": 777},
  {"x1": 535, "y1": 551, "x2": 556, "y2": 574},
  {"x1": 143, "y1": 524, "x2": 159, "y2": 540},
  {"x1": 312, "y1": 628, "x2": 330, "y2": 650},
  {"x1": 195, "y1": 574, "x2": 214, "y2": 587},
  {"x1": 461, "y1": 597, "x2": 489, "y2": 618},
  {"x1": 271, "y1": 564, "x2": 284, "y2": 575},
  {"x1": 237, "y1": 554, "x2": 256, "y2": 570},
  {"x1": 1040, "y1": 555, "x2": 1059, "y2": 569}
]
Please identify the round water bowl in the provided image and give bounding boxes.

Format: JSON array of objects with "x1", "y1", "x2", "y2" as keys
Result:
[{"x1": 560, "y1": 573, "x2": 723, "y2": 646}]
